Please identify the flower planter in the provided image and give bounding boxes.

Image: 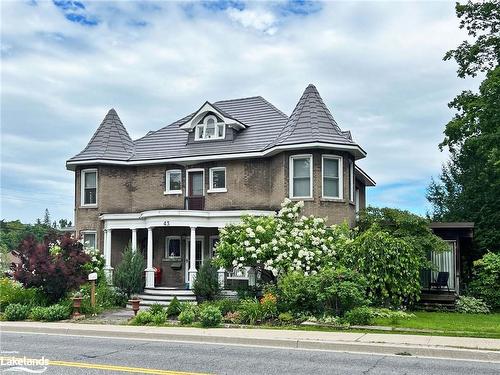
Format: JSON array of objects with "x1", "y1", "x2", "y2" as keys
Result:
[
  {"x1": 71, "y1": 297, "x2": 83, "y2": 317},
  {"x1": 129, "y1": 299, "x2": 141, "y2": 316}
]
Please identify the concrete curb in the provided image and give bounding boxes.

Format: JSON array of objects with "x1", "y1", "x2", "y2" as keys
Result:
[{"x1": 2, "y1": 322, "x2": 499, "y2": 362}]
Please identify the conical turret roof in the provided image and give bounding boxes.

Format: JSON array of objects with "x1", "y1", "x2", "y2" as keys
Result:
[
  {"x1": 68, "y1": 108, "x2": 134, "y2": 162},
  {"x1": 272, "y1": 84, "x2": 354, "y2": 147}
]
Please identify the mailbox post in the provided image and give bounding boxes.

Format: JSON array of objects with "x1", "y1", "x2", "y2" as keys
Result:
[{"x1": 88, "y1": 272, "x2": 98, "y2": 309}]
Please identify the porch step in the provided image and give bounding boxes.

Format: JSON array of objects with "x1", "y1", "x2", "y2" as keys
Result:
[
  {"x1": 126, "y1": 288, "x2": 196, "y2": 310},
  {"x1": 142, "y1": 288, "x2": 195, "y2": 296}
]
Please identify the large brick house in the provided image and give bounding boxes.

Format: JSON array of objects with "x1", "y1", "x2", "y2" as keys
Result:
[{"x1": 66, "y1": 84, "x2": 375, "y2": 293}]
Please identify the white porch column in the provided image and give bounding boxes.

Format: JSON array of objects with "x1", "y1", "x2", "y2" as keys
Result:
[
  {"x1": 188, "y1": 226, "x2": 197, "y2": 289},
  {"x1": 131, "y1": 228, "x2": 137, "y2": 253},
  {"x1": 103, "y1": 228, "x2": 113, "y2": 284},
  {"x1": 145, "y1": 227, "x2": 155, "y2": 288}
]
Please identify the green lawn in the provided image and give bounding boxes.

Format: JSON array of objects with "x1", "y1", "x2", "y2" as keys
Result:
[{"x1": 372, "y1": 311, "x2": 500, "y2": 339}]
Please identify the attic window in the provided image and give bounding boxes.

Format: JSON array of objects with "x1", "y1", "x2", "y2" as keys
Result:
[{"x1": 195, "y1": 115, "x2": 225, "y2": 141}]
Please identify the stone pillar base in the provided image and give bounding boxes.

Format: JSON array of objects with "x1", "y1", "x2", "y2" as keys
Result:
[
  {"x1": 104, "y1": 266, "x2": 114, "y2": 285},
  {"x1": 188, "y1": 269, "x2": 197, "y2": 289},
  {"x1": 145, "y1": 267, "x2": 155, "y2": 288}
]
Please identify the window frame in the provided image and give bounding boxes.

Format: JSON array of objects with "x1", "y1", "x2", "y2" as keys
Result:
[
  {"x1": 81, "y1": 168, "x2": 98, "y2": 207},
  {"x1": 321, "y1": 155, "x2": 343, "y2": 200},
  {"x1": 81, "y1": 230, "x2": 97, "y2": 249},
  {"x1": 165, "y1": 169, "x2": 182, "y2": 195},
  {"x1": 289, "y1": 154, "x2": 313, "y2": 199},
  {"x1": 208, "y1": 167, "x2": 227, "y2": 193},
  {"x1": 349, "y1": 160, "x2": 354, "y2": 202},
  {"x1": 194, "y1": 115, "x2": 226, "y2": 141},
  {"x1": 165, "y1": 236, "x2": 182, "y2": 259},
  {"x1": 209, "y1": 235, "x2": 219, "y2": 258}
]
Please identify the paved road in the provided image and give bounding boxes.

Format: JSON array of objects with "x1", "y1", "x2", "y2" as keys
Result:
[{"x1": 1, "y1": 332, "x2": 498, "y2": 374}]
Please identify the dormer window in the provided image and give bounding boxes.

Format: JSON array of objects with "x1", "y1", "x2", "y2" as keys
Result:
[{"x1": 195, "y1": 115, "x2": 225, "y2": 141}]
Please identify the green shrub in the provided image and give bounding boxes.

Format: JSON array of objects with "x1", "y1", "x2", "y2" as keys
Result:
[
  {"x1": 278, "y1": 312, "x2": 294, "y2": 325},
  {"x1": 260, "y1": 293, "x2": 278, "y2": 320},
  {"x1": 148, "y1": 303, "x2": 165, "y2": 316},
  {"x1": 468, "y1": 252, "x2": 500, "y2": 309},
  {"x1": 277, "y1": 267, "x2": 368, "y2": 316},
  {"x1": 456, "y1": 296, "x2": 490, "y2": 314},
  {"x1": 113, "y1": 246, "x2": 145, "y2": 298},
  {"x1": 4, "y1": 303, "x2": 30, "y2": 321},
  {"x1": 199, "y1": 305, "x2": 222, "y2": 327},
  {"x1": 178, "y1": 310, "x2": 196, "y2": 325},
  {"x1": 151, "y1": 312, "x2": 166, "y2": 325},
  {"x1": 0, "y1": 278, "x2": 47, "y2": 312},
  {"x1": 166, "y1": 297, "x2": 182, "y2": 318},
  {"x1": 131, "y1": 311, "x2": 153, "y2": 325},
  {"x1": 214, "y1": 299, "x2": 240, "y2": 316},
  {"x1": 238, "y1": 299, "x2": 262, "y2": 325},
  {"x1": 32, "y1": 304, "x2": 70, "y2": 322},
  {"x1": 344, "y1": 306, "x2": 373, "y2": 325},
  {"x1": 193, "y1": 261, "x2": 220, "y2": 301},
  {"x1": 78, "y1": 281, "x2": 128, "y2": 315}
]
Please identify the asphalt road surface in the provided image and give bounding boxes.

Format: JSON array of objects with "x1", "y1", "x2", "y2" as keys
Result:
[{"x1": 1, "y1": 332, "x2": 498, "y2": 375}]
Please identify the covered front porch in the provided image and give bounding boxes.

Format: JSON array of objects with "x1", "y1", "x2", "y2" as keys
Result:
[{"x1": 100, "y1": 209, "x2": 274, "y2": 289}]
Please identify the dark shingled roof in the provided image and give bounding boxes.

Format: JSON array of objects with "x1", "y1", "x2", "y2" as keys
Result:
[
  {"x1": 271, "y1": 84, "x2": 354, "y2": 148},
  {"x1": 67, "y1": 85, "x2": 364, "y2": 164},
  {"x1": 69, "y1": 109, "x2": 134, "y2": 162}
]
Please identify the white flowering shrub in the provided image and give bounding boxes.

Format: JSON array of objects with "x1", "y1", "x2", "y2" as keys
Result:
[
  {"x1": 83, "y1": 247, "x2": 105, "y2": 275},
  {"x1": 214, "y1": 199, "x2": 353, "y2": 278}
]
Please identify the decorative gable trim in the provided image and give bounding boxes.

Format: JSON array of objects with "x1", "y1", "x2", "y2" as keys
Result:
[{"x1": 179, "y1": 101, "x2": 246, "y2": 132}]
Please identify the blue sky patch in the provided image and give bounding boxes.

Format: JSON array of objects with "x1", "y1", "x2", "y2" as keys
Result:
[{"x1": 53, "y1": 0, "x2": 99, "y2": 26}]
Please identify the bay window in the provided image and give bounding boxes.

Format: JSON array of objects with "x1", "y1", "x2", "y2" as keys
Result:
[
  {"x1": 81, "y1": 169, "x2": 97, "y2": 206},
  {"x1": 290, "y1": 155, "x2": 313, "y2": 198},
  {"x1": 322, "y1": 155, "x2": 342, "y2": 199}
]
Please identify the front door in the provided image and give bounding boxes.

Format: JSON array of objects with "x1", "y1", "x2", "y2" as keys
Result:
[{"x1": 187, "y1": 171, "x2": 204, "y2": 209}]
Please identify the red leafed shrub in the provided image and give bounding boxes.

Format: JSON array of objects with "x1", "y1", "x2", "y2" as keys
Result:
[{"x1": 13, "y1": 235, "x2": 91, "y2": 302}]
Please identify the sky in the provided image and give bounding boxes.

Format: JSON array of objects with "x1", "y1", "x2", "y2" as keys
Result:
[{"x1": 1, "y1": 0, "x2": 481, "y2": 224}]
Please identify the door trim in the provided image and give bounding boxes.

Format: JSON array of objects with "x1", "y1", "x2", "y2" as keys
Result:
[{"x1": 186, "y1": 168, "x2": 205, "y2": 197}]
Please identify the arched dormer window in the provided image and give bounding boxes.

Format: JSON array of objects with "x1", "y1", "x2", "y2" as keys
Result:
[{"x1": 195, "y1": 114, "x2": 225, "y2": 141}]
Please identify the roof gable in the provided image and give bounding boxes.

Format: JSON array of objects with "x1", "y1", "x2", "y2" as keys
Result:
[
  {"x1": 178, "y1": 101, "x2": 247, "y2": 132},
  {"x1": 68, "y1": 108, "x2": 134, "y2": 162}
]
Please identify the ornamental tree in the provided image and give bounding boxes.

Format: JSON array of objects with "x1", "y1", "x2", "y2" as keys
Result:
[
  {"x1": 13, "y1": 235, "x2": 91, "y2": 302},
  {"x1": 214, "y1": 199, "x2": 353, "y2": 280}
]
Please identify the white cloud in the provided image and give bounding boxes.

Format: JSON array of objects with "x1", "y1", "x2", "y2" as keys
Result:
[{"x1": 0, "y1": 1, "x2": 480, "y2": 221}]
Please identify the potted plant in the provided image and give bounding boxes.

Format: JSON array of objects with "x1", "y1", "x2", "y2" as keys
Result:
[
  {"x1": 71, "y1": 291, "x2": 83, "y2": 317},
  {"x1": 128, "y1": 295, "x2": 141, "y2": 316}
]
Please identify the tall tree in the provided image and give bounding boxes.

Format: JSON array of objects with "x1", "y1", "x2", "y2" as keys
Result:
[
  {"x1": 43, "y1": 209, "x2": 51, "y2": 227},
  {"x1": 427, "y1": 1, "x2": 500, "y2": 252}
]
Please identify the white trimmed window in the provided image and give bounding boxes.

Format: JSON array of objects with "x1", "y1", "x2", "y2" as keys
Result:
[
  {"x1": 165, "y1": 236, "x2": 181, "y2": 258},
  {"x1": 165, "y1": 170, "x2": 182, "y2": 194},
  {"x1": 195, "y1": 115, "x2": 225, "y2": 141},
  {"x1": 322, "y1": 155, "x2": 343, "y2": 199},
  {"x1": 81, "y1": 169, "x2": 97, "y2": 206},
  {"x1": 349, "y1": 160, "x2": 354, "y2": 202},
  {"x1": 208, "y1": 167, "x2": 226, "y2": 192},
  {"x1": 290, "y1": 155, "x2": 313, "y2": 198},
  {"x1": 82, "y1": 231, "x2": 96, "y2": 249}
]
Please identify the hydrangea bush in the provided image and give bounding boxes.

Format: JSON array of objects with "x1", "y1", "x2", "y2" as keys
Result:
[{"x1": 214, "y1": 199, "x2": 352, "y2": 279}]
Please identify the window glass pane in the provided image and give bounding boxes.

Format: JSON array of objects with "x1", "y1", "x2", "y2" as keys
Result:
[
  {"x1": 83, "y1": 233, "x2": 96, "y2": 249},
  {"x1": 168, "y1": 171, "x2": 181, "y2": 191},
  {"x1": 196, "y1": 125, "x2": 204, "y2": 139},
  {"x1": 195, "y1": 240, "x2": 203, "y2": 270},
  {"x1": 217, "y1": 124, "x2": 224, "y2": 138},
  {"x1": 84, "y1": 172, "x2": 96, "y2": 188},
  {"x1": 293, "y1": 158, "x2": 310, "y2": 178},
  {"x1": 324, "y1": 177, "x2": 339, "y2": 197},
  {"x1": 293, "y1": 178, "x2": 310, "y2": 197},
  {"x1": 191, "y1": 173, "x2": 203, "y2": 196},
  {"x1": 168, "y1": 239, "x2": 181, "y2": 257},
  {"x1": 84, "y1": 188, "x2": 96, "y2": 204},
  {"x1": 324, "y1": 159, "x2": 339, "y2": 178},
  {"x1": 212, "y1": 169, "x2": 225, "y2": 189},
  {"x1": 205, "y1": 123, "x2": 215, "y2": 138}
]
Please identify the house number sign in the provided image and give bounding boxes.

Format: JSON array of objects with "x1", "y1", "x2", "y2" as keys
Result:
[{"x1": 163, "y1": 221, "x2": 170, "y2": 226}]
